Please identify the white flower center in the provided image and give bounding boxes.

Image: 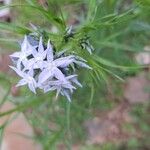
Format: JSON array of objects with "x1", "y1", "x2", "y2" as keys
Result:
[
  {"x1": 47, "y1": 61, "x2": 56, "y2": 69},
  {"x1": 21, "y1": 53, "x2": 27, "y2": 60},
  {"x1": 35, "y1": 56, "x2": 43, "y2": 62}
]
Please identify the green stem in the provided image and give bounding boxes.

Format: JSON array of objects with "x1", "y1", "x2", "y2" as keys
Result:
[{"x1": 66, "y1": 102, "x2": 72, "y2": 150}]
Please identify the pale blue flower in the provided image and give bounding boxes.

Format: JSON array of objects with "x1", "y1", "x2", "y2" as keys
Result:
[
  {"x1": 10, "y1": 66, "x2": 37, "y2": 93},
  {"x1": 42, "y1": 74, "x2": 82, "y2": 101},
  {"x1": 38, "y1": 50, "x2": 75, "y2": 84},
  {"x1": 10, "y1": 35, "x2": 36, "y2": 69},
  {"x1": 45, "y1": 79, "x2": 75, "y2": 94},
  {"x1": 10, "y1": 35, "x2": 92, "y2": 101},
  {"x1": 23, "y1": 37, "x2": 47, "y2": 70}
]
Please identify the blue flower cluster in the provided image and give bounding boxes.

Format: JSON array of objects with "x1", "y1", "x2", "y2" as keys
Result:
[{"x1": 10, "y1": 35, "x2": 92, "y2": 101}]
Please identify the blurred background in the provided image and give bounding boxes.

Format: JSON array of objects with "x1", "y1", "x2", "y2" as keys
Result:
[{"x1": 0, "y1": 0, "x2": 150, "y2": 150}]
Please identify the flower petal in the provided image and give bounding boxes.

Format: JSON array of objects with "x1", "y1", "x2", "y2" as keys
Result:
[
  {"x1": 9, "y1": 66, "x2": 24, "y2": 77},
  {"x1": 38, "y1": 69, "x2": 54, "y2": 84},
  {"x1": 66, "y1": 75, "x2": 78, "y2": 79},
  {"x1": 46, "y1": 40, "x2": 53, "y2": 61},
  {"x1": 44, "y1": 86, "x2": 56, "y2": 93},
  {"x1": 74, "y1": 60, "x2": 92, "y2": 69},
  {"x1": 22, "y1": 59, "x2": 35, "y2": 71},
  {"x1": 16, "y1": 59, "x2": 22, "y2": 70},
  {"x1": 40, "y1": 49, "x2": 47, "y2": 60},
  {"x1": 72, "y1": 78, "x2": 82, "y2": 87},
  {"x1": 54, "y1": 56, "x2": 74, "y2": 68},
  {"x1": 56, "y1": 87, "x2": 61, "y2": 99},
  {"x1": 31, "y1": 49, "x2": 38, "y2": 58},
  {"x1": 21, "y1": 35, "x2": 28, "y2": 52},
  {"x1": 48, "y1": 80, "x2": 61, "y2": 86},
  {"x1": 61, "y1": 90, "x2": 71, "y2": 102},
  {"x1": 16, "y1": 79, "x2": 27, "y2": 87},
  {"x1": 38, "y1": 37, "x2": 44, "y2": 53},
  {"x1": 28, "y1": 68, "x2": 34, "y2": 77},
  {"x1": 66, "y1": 75, "x2": 82, "y2": 87},
  {"x1": 63, "y1": 83, "x2": 76, "y2": 90},
  {"x1": 28, "y1": 82, "x2": 36, "y2": 94},
  {"x1": 10, "y1": 52, "x2": 21, "y2": 58},
  {"x1": 54, "y1": 68, "x2": 66, "y2": 81}
]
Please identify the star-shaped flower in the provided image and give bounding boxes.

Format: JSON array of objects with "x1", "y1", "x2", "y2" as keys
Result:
[
  {"x1": 38, "y1": 46, "x2": 75, "y2": 84},
  {"x1": 10, "y1": 34, "x2": 93, "y2": 101},
  {"x1": 23, "y1": 37, "x2": 47, "y2": 70},
  {"x1": 44, "y1": 80, "x2": 75, "y2": 101},
  {"x1": 42, "y1": 74, "x2": 82, "y2": 101},
  {"x1": 10, "y1": 66, "x2": 37, "y2": 93},
  {"x1": 10, "y1": 36, "x2": 36, "y2": 70}
]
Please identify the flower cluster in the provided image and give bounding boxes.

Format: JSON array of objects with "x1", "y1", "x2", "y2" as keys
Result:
[{"x1": 10, "y1": 36, "x2": 92, "y2": 101}]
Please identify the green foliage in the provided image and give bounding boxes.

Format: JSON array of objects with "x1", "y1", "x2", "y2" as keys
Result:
[
  {"x1": 0, "y1": 0, "x2": 150, "y2": 149},
  {"x1": 0, "y1": 22, "x2": 31, "y2": 34}
]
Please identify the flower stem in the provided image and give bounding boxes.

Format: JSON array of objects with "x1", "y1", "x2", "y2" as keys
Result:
[{"x1": 66, "y1": 102, "x2": 72, "y2": 150}]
